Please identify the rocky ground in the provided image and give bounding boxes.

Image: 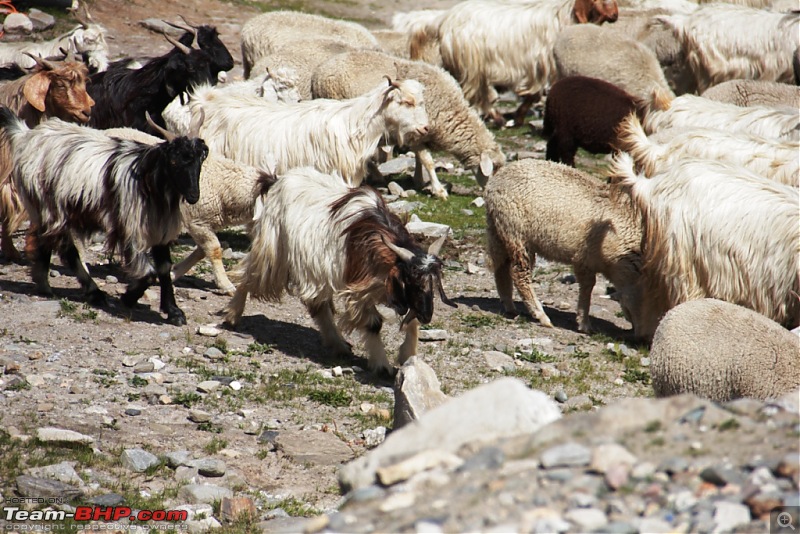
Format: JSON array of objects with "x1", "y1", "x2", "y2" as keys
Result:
[{"x1": 0, "y1": 0, "x2": 798, "y2": 532}]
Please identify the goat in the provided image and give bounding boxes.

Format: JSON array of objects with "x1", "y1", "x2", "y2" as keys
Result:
[
  {"x1": 88, "y1": 35, "x2": 214, "y2": 133},
  {"x1": 223, "y1": 166, "x2": 455, "y2": 375},
  {"x1": 0, "y1": 54, "x2": 95, "y2": 262},
  {"x1": 165, "y1": 17, "x2": 234, "y2": 79},
  {"x1": 189, "y1": 78, "x2": 429, "y2": 186},
  {"x1": 0, "y1": 109, "x2": 209, "y2": 326}
]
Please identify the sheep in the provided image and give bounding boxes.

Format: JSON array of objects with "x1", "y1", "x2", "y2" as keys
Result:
[
  {"x1": 650, "y1": 299, "x2": 800, "y2": 402},
  {"x1": 104, "y1": 123, "x2": 271, "y2": 295},
  {"x1": 162, "y1": 69, "x2": 301, "y2": 137},
  {"x1": 701, "y1": 79, "x2": 800, "y2": 109},
  {"x1": 390, "y1": 10, "x2": 446, "y2": 66},
  {"x1": 392, "y1": 10, "x2": 446, "y2": 33},
  {"x1": 485, "y1": 159, "x2": 646, "y2": 336},
  {"x1": 188, "y1": 78, "x2": 430, "y2": 187},
  {"x1": 0, "y1": 109, "x2": 209, "y2": 325},
  {"x1": 553, "y1": 24, "x2": 675, "y2": 101},
  {"x1": 88, "y1": 35, "x2": 214, "y2": 133},
  {"x1": 0, "y1": 55, "x2": 95, "y2": 262},
  {"x1": 371, "y1": 29, "x2": 412, "y2": 59},
  {"x1": 612, "y1": 152, "x2": 800, "y2": 339},
  {"x1": 409, "y1": 0, "x2": 619, "y2": 125},
  {"x1": 0, "y1": 9, "x2": 109, "y2": 73},
  {"x1": 617, "y1": 113, "x2": 800, "y2": 187},
  {"x1": 223, "y1": 166, "x2": 455, "y2": 375},
  {"x1": 311, "y1": 50, "x2": 506, "y2": 197},
  {"x1": 643, "y1": 93, "x2": 800, "y2": 140},
  {"x1": 240, "y1": 11, "x2": 378, "y2": 79},
  {"x1": 656, "y1": 4, "x2": 800, "y2": 92},
  {"x1": 543, "y1": 75, "x2": 653, "y2": 166},
  {"x1": 249, "y1": 38, "x2": 365, "y2": 100}
]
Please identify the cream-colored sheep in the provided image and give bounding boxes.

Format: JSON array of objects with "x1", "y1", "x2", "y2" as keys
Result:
[
  {"x1": 105, "y1": 127, "x2": 270, "y2": 295},
  {"x1": 240, "y1": 11, "x2": 378, "y2": 79},
  {"x1": 311, "y1": 50, "x2": 506, "y2": 198},
  {"x1": 651, "y1": 299, "x2": 800, "y2": 402},
  {"x1": 485, "y1": 159, "x2": 647, "y2": 336},
  {"x1": 701, "y1": 79, "x2": 800, "y2": 109}
]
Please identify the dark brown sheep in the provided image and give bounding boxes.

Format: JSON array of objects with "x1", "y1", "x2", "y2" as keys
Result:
[{"x1": 543, "y1": 75, "x2": 647, "y2": 166}]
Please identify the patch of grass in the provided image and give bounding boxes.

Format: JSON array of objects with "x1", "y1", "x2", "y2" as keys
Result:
[
  {"x1": 197, "y1": 422, "x2": 224, "y2": 434},
  {"x1": 172, "y1": 391, "x2": 202, "y2": 408},
  {"x1": 456, "y1": 312, "x2": 505, "y2": 330},
  {"x1": 409, "y1": 182, "x2": 487, "y2": 241},
  {"x1": 58, "y1": 299, "x2": 98, "y2": 323},
  {"x1": 203, "y1": 437, "x2": 228, "y2": 454},
  {"x1": 238, "y1": 342, "x2": 274, "y2": 358},
  {"x1": 92, "y1": 368, "x2": 118, "y2": 388},
  {"x1": 308, "y1": 389, "x2": 352, "y2": 407},
  {"x1": 266, "y1": 496, "x2": 320, "y2": 518},
  {"x1": 128, "y1": 376, "x2": 148, "y2": 388},
  {"x1": 644, "y1": 420, "x2": 662, "y2": 433},
  {"x1": 5, "y1": 379, "x2": 30, "y2": 391},
  {"x1": 210, "y1": 337, "x2": 228, "y2": 354},
  {"x1": 717, "y1": 418, "x2": 740, "y2": 432},
  {"x1": 517, "y1": 349, "x2": 557, "y2": 364}
]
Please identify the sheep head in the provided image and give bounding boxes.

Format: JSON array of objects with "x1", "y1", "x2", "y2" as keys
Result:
[
  {"x1": 22, "y1": 54, "x2": 94, "y2": 123},
  {"x1": 573, "y1": 0, "x2": 618, "y2": 24}
]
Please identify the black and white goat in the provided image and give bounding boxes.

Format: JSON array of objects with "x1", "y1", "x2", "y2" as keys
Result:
[
  {"x1": 88, "y1": 35, "x2": 214, "y2": 133},
  {"x1": 223, "y1": 167, "x2": 455, "y2": 375},
  {"x1": 0, "y1": 109, "x2": 208, "y2": 326}
]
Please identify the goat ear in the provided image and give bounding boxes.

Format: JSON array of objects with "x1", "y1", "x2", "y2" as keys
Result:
[
  {"x1": 572, "y1": 0, "x2": 590, "y2": 23},
  {"x1": 23, "y1": 73, "x2": 51, "y2": 113},
  {"x1": 479, "y1": 152, "x2": 494, "y2": 178}
]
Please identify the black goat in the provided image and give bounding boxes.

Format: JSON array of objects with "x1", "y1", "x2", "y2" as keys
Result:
[{"x1": 168, "y1": 17, "x2": 234, "y2": 78}]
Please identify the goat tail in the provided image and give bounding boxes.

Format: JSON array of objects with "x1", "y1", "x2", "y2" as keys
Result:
[
  {"x1": 409, "y1": 21, "x2": 438, "y2": 61},
  {"x1": 616, "y1": 113, "x2": 663, "y2": 178},
  {"x1": 608, "y1": 152, "x2": 643, "y2": 190}
]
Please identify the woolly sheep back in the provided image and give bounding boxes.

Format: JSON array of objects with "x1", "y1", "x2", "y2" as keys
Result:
[
  {"x1": 651, "y1": 298, "x2": 800, "y2": 402},
  {"x1": 701, "y1": 79, "x2": 800, "y2": 109}
]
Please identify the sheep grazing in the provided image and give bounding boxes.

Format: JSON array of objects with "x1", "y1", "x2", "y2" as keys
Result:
[
  {"x1": 485, "y1": 159, "x2": 646, "y2": 336},
  {"x1": 543, "y1": 75, "x2": 651, "y2": 166},
  {"x1": 223, "y1": 166, "x2": 455, "y2": 375},
  {"x1": 0, "y1": 55, "x2": 95, "y2": 262},
  {"x1": 650, "y1": 299, "x2": 800, "y2": 402},
  {"x1": 0, "y1": 8, "x2": 109, "y2": 73},
  {"x1": 643, "y1": 93, "x2": 800, "y2": 140},
  {"x1": 189, "y1": 78, "x2": 429, "y2": 187},
  {"x1": 612, "y1": 153, "x2": 800, "y2": 339},
  {"x1": 105, "y1": 123, "x2": 272, "y2": 295},
  {"x1": 410, "y1": 0, "x2": 619, "y2": 125},
  {"x1": 553, "y1": 24, "x2": 675, "y2": 102},
  {"x1": 657, "y1": 4, "x2": 800, "y2": 92},
  {"x1": 0, "y1": 109, "x2": 209, "y2": 325},
  {"x1": 617, "y1": 113, "x2": 800, "y2": 187},
  {"x1": 311, "y1": 50, "x2": 505, "y2": 196},
  {"x1": 701, "y1": 79, "x2": 800, "y2": 109},
  {"x1": 88, "y1": 35, "x2": 214, "y2": 133},
  {"x1": 240, "y1": 11, "x2": 378, "y2": 79}
]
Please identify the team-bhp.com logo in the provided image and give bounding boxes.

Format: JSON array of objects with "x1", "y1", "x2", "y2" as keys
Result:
[{"x1": 5, "y1": 505, "x2": 188, "y2": 523}]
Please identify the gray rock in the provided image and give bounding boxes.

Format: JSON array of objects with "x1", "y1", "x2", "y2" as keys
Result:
[
  {"x1": 564, "y1": 508, "x2": 608, "y2": 531},
  {"x1": 191, "y1": 458, "x2": 226, "y2": 478},
  {"x1": 568, "y1": 492, "x2": 597, "y2": 509},
  {"x1": 554, "y1": 390, "x2": 568, "y2": 403},
  {"x1": 274, "y1": 430, "x2": 355, "y2": 466},
  {"x1": 595, "y1": 521, "x2": 638, "y2": 534},
  {"x1": 363, "y1": 426, "x2": 386, "y2": 448},
  {"x1": 188, "y1": 410, "x2": 211, "y2": 423},
  {"x1": 387, "y1": 200, "x2": 423, "y2": 214},
  {"x1": 418, "y1": 329, "x2": 448, "y2": 341},
  {"x1": 700, "y1": 464, "x2": 744, "y2": 487},
  {"x1": 27, "y1": 9, "x2": 55, "y2": 31},
  {"x1": 393, "y1": 357, "x2": 449, "y2": 430},
  {"x1": 388, "y1": 181, "x2": 407, "y2": 197},
  {"x1": 204, "y1": 347, "x2": 224, "y2": 360},
  {"x1": 634, "y1": 518, "x2": 673, "y2": 534},
  {"x1": 139, "y1": 18, "x2": 185, "y2": 36},
  {"x1": 120, "y1": 448, "x2": 160, "y2": 473},
  {"x1": 3, "y1": 13, "x2": 32, "y2": 34},
  {"x1": 540, "y1": 442, "x2": 591, "y2": 468},
  {"x1": 405, "y1": 221, "x2": 451, "y2": 239},
  {"x1": 27, "y1": 462, "x2": 82, "y2": 485},
  {"x1": 177, "y1": 484, "x2": 233, "y2": 504},
  {"x1": 590, "y1": 443, "x2": 637, "y2": 474},
  {"x1": 658, "y1": 456, "x2": 689, "y2": 476},
  {"x1": 376, "y1": 450, "x2": 463, "y2": 486},
  {"x1": 563, "y1": 395, "x2": 593, "y2": 411},
  {"x1": 196, "y1": 380, "x2": 221, "y2": 393},
  {"x1": 471, "y1": 197, "x2": 485, "y2": 208},
  {"x1": 133, "y1": 361, "x2": 155, "y2": 373},
  {"x1": 258, "y1": 430, "x2": 280, "y2": 448},
  {"x1": 16, "y1": 475, "x2": 83, "y2": 501},
  {"x1": 86, "y1": 493, "x2": 125, "y2": 507},
  {"x1": 378, "y1": 156, "x2": 415, "y2": 176},
  {"x1": 165, "y1": 451, "x2": 191, "y2": 468},
  {"x1": 712, "y1": 501, "x2": 751, "y2": 532},
  {"x1": 36, "y1": 427, "x2": 94, "y2": 445},
  {"x1": 458, "y1": 447, "x2": 505, "y2": 472},
  {"x1": 339, "y1": 377, "x2": 561, "y2": 491},
  {"x1": 483, "y1": 351, "x2": 516, "y2": 372},
  {"x1": 124, "y1": 408, "x2": 142, "y2": 416}
]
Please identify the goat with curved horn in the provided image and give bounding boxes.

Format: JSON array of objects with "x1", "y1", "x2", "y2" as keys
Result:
[
  {"x1": 22, "y1": 53, "x2": 57, "y2": 71},
  {"x1": 164, "y1": 20, "x2": 198, "y2": 42},
  {"x1": 164, "y1": 33, "x2": 192, "y2": 55},
  {"x1": 145, "y1": 111, "x2": 177, "y2": 142}
]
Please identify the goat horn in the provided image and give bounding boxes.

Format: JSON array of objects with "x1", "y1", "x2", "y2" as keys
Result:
[
  {"x1": 164, "y1": 32, "x2": 192, "y2": 55},
  {"x1": 74, "y1": 5, "x2": 91, "y2": 28},
  {"x1": 58, "y1": 46, "x2": 76, "y2": 63},
  {"x1": 427, "y1": 234, "x2": 446, "y2": 256},
  {"x1": 383, "y1": 75, "x2": 401, "y2": 90},
  {"x1": 179, "y1": 14, "x2": 200, "y2": 29},
  {"x1": 164, "y1": 20, "x2": 197, "y2": 42},
  {"x1": 145, "y1": 112, "x2": 177, "y2": 142},
  {"x1": 23, "y1": 52, "x2": 56, "y2": 71},
  {"x1": 381, "y1": 234, "x2": 415, "y2": 263},
  {"x1": 436, "y1": 276, "x2": 457, "y2": 308}
]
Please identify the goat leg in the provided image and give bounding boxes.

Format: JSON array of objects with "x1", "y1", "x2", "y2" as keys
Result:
[
  {"x1": 29, "y1": 231, "x2": 54, "y2": 297},
  {"x1": 152, "y1": 244, "x2": 186, "y2": 326},
  {"x1": 60, "y1": 240, "x2": 106, "y2": 306}
]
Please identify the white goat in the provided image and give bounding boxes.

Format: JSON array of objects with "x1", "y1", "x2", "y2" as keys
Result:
[
  {"x1": 223, "y1": 167, "x2": 455, "y2": 375},
  {"x1": 0, "y1": 23, "x2": 109, "y2": 73},
  {"x1": 612, "y1": 153, "x2": 800, "y2": 339},
  {"x1": 188, "y1": 78, "x2": 430, "y2": 186},
  {"x1": 618, "y1": 114, "x2": 799, "y2": 187},
  {"x1": 657, "y1": 4, "x2": 800, "y2": 92}
]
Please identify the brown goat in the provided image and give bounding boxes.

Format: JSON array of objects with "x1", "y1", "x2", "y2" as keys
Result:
[{"x1": 0, "y1": 56, "x2": 94, "y2": 261}]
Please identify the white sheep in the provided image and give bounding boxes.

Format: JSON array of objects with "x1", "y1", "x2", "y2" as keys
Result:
[
  {"x1": 485, "y1": 159, "x2": 646, "y2": 336},
  {"x1": 612, "y1": 152, "x2": 800, "y2": 339},
  {"x1": 553, "y1": 24, "x2": 675, "y2": 101},
  {"x1": 104, "y1": 126, "x2": 270, "y2": 295},
  {"x1": 311, "y1": 50, "x2": 506, "y2": 197},
  {"x1": 701, "y1": 79, "x2": 800, "y2": 109},
  {"x1": 656, "y1": 4, "x2": 800, "y2": 92},
  {"x1": 223, "y1": 166, "x2": 454, "y2": 375},
  {"x1": 162, "y1": 69, "x2": 301, "y2": 136},
  {"x1": 409, "y1": 0, "x2": 620, "y2": 124},
  {"x1": 240, "y1": 11, "x2": 378, "y2": 79},
  {"x1": 188, "y1": 78, "x2": 429, "y2": 187},
  {"x1": 618, "y1": 113, "x2": 799, "y2": 187},
  {"x1": 650, "y1": 299, "x2": 800, "y2": 402},
  {"x1": 643, "y1": 93, "x2": 800, "y2": 140}
]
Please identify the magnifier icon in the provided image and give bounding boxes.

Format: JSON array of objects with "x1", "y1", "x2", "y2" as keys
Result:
[{"x1": 778, "y1": 512, "x2": 796, "y2": 530}]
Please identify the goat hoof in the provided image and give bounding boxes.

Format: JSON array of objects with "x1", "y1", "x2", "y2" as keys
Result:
[
  {"x1": 166, "y1": 311, "x2": 187, "y2": 326},
  {"x1": 86, "y1": 289, "x2": 108, "y2": 307}
]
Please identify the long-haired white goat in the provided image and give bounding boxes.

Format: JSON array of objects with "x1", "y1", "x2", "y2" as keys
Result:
[
  {"x1": 223, "y1": 167, "x2": 455, "y2": 375},
  {"x1": 612, "y1": 153, "x2": 800, "y2": 339},
  {"x1": 618, "y1": 114, "x2": 800, "y2": 187},
  {"x1": 188, "y1": 78, "x2": 429, "y2": 186},
  {"x1": 657, "y1": 4, "x2": 800, "y2": 92}
]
